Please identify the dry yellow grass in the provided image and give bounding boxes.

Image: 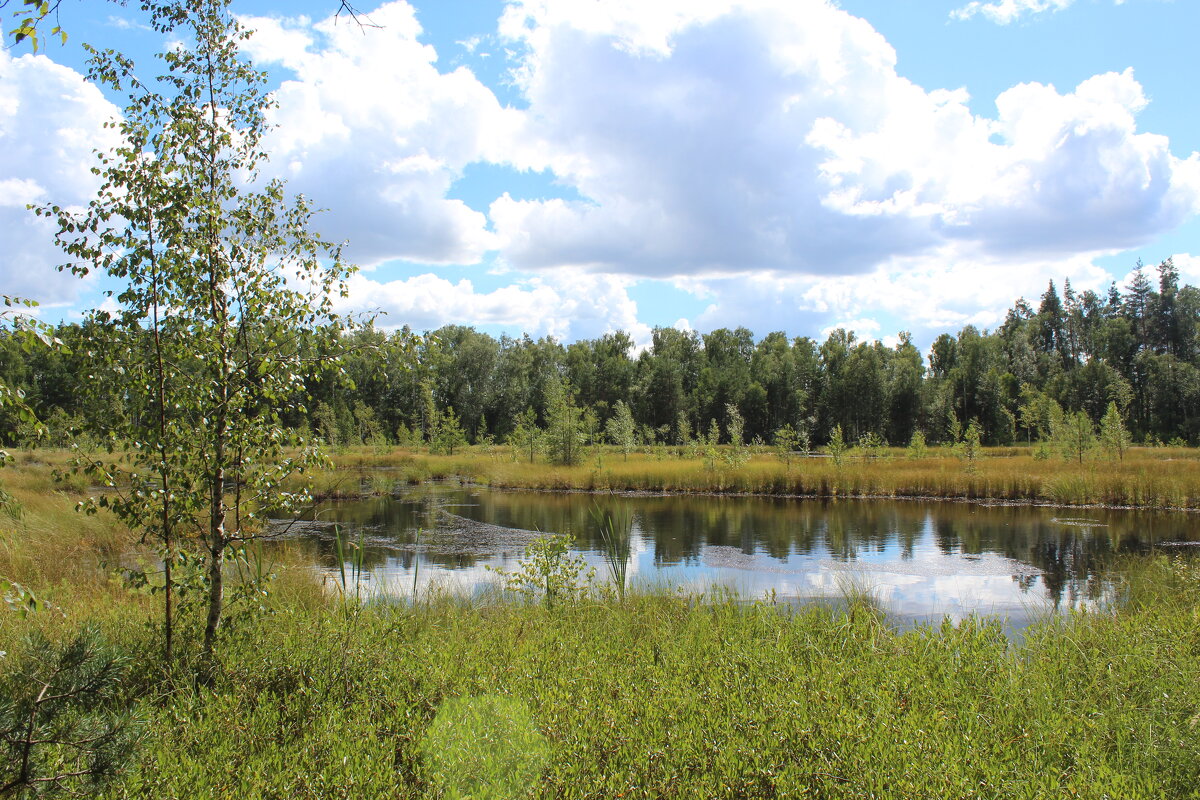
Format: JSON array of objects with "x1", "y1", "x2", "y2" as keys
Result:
[{"x1": 326, "y1": 444, "x2": 1200, "y2": 509}]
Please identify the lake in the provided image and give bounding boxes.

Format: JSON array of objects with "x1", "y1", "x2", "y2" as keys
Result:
[{"x1": 272, "y1": 485, "x2": 1199, "y2": 628}]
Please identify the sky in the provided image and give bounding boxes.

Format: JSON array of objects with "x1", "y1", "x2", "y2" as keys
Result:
[{"x1": 2, "y1": 0, "x2": 1199, "y2": 350}]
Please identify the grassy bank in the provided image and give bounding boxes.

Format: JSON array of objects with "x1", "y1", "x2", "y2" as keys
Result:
[
  {"x1": 3, "y1": 454, "x2": 1200, "y2": 798},
  {"x1": 319, "y1": 444, "x2": 1200, "y2": 510}
]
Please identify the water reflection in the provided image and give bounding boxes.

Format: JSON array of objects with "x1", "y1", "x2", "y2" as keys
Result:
[{"x1": 273, "y1": 486, "x2": 1199, "y2": 627}]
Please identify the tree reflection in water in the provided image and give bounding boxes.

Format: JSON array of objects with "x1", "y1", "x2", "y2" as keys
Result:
[{"x1": 273, "y1": 486, "x2": 1198, "y2": 619}]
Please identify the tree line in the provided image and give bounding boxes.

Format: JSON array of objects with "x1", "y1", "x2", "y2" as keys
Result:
[{"x1": 3, "y1": 259, "x2": 1197, "y2": 455}]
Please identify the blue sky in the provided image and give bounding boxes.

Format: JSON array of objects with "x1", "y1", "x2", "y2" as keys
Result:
[{"x1": 3, "y1": 0, "x2": 1198, "y2": 349}]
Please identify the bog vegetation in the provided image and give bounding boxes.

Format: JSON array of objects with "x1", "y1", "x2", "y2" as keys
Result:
[
  {"x1": 2, "y1": 0, "x2": 1200, "y2": 798},
  {"x1": 2, "y1": 455, "x2": 1200, "y2": 798}
]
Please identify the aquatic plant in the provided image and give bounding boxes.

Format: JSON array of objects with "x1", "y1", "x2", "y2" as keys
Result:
[{"x1": 590, "y1": 502, "x2": 633, "y2": 600}]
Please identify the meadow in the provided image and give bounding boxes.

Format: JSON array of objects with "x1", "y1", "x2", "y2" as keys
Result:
[{"x1": 2, "y1": 450, "x2": 1199, "y2": 798}]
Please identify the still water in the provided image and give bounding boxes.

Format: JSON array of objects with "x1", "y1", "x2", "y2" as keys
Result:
[{"x1": 273, "y1": 485, "x2": 1199, "y2": 627}]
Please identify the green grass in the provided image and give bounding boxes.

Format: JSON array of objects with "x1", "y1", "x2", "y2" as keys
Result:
[
  {"x1": 26, "y1": 572, "x2": 1180, "y2": 799},
  {"x1": 3, "y1": 453, "x2": 1200, "y2": 798}
]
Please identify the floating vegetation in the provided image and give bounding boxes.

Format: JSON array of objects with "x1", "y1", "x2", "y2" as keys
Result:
[{"x1": 1051, "y1": 517, "x2": 1108, "y2": 527}]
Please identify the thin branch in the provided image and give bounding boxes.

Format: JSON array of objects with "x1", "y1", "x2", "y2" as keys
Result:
[{"x1": 334, "y1": 2, "x2": 381, "y2": 30}]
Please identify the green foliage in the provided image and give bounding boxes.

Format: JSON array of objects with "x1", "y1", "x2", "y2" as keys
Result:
[
  {"x1": 59, "y1": 568, "x2": 1200, "y2": 799},
  {"x1": 1100, "y1": 401, "x2": 1132, "y2": 460},
  {"x1": 954, "y1": 418, "x2": 983, "y2": 472},
  {"x1": 508, "y1": 406, "x2": 541, "y2": 464},
  {"x1": 856, "y1": 431, "x2": 886, "y2": 460},
  {"x1": 430, "y1": 407, "x2": 468, "y2": 456},
  {"x1": 906, "y1": 429, "x2": 928, "y2": 460},
  {"x1": 9, "y1": 260, "x2": 1200, "y2": 463},
  {"x1": 773, "y1": 423, "x2": 800, "y2": 467},
  {"x1": 544, "y1": 379, "x2": 585, "y2": 466},
  {"x1": 674, "y1": 410, "x2": 691, "y2": 452},
  {"x1": 11, "y1": 268, "x2": 1200, "y2": 479},
  {"x1": 313, "y1": 401, "x2": 342, "y2": 448},
  {"x1": 580, "y1": 406, "x2": 602, "y2": 467},
  {"x1": 489, "y1": 534, "x2": 594, "y2": 608},
  {"x1": 0, "y1": 627, "x2": 140, "y2": 797},
  {"x1": 350, "y1": 400, "x2": 383, "y2": 447},
  {"x1": 1055, "y1": 410, "x2": 1097, "y2": 464},
  {"x1": 476, "y1": 416, "x2": 497, "y2": 459},
  {"x1": 1, "y1": 580, "x2": 54, "y2": 619},
  {"x1": 701, "y1": 418, "x2": 721, "y2": 471},
  {"x1": 36, "y1": 0, "x2": 355, "y2": 663},
  {"x1": 722, "y1": 403, "x2": 749, "y2": 467},
  {"x1": 0, "y1": 296, "x2": 55, "y2": 464},
  {"x1": 5, "y1": 456, "x2": 1200, "y2": 796},
  {"x1": 605, "y1": 400, "x2": 637, "y2": 462},
  {"x1": 827, "y1": 424, "x2": 847, "y2": 467},
  {"x1": 4, "y1": 0, "x2": 67, "y2": 51},
  {"x1": 1099, "y1": 402, "x2": 1128, "y2": 460},
  {"x1": 417, "y1": 694, "x2": 550, "y2": 800}
]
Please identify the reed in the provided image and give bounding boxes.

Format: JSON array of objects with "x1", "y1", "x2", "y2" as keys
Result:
[{"x1": 589, "y1": 501, "x2": 633, "y2": 600}]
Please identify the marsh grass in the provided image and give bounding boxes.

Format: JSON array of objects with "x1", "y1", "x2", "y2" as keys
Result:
[
  {"x1": 590, "y1": 501, "x2": 633, "y2": 600},
  {"x1": 47, "y1": 572, "x2": 1192, "y2": 799},
  {"x1": 3, "y1": 455, "x2": 1200, "y2": 798},
  {"x1": 313, "y1": 444, "x2": 1200, "y2": 509},
  {"x1": 0, "y1": 453, "x2": 132, "y2": 610}
]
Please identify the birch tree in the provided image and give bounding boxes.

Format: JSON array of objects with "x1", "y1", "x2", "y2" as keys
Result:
[
  {"x1": 38, "y1": 0, "x2": 354, "y2": 665},
  {"x1": 605, "y1": 400, "x2": 637, "y2": 462}
]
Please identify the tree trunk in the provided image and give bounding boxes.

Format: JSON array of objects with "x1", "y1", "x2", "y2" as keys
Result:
[{"x1": 202, "y1": 464, "x2": 225, "y2": 659}]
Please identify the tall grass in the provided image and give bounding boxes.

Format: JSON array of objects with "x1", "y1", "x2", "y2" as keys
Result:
[
  {"x1": 0, "y1": 452, "x2": 133, "y2": 612},
  {"x1": 320, "y1": 444, "x2": 1200, "y2": 509},
  {"x1": 590, "y1": 501, "x2": 633, "y2": 600}
]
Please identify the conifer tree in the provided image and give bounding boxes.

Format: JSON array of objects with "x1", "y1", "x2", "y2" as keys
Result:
[{"x1": 1099, "y1": 401, "x2": 1132, "y2": 460}]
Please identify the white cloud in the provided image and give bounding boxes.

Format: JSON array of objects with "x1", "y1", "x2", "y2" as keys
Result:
[
  {"x1": 105, "y1": 14, "x2": 153, "y2": 31},
  {"x1": 338, "y1": 268, "x2": 651, "y2": 344},
  {"x1": 239, "y1": 2, "x2": 520, "y2": 268},
  {"x1": 821, "y1": 318, "x2": 880, "y2": 341},
  {"x1": 490, "y1": 0, "x2": 1199, "y2": 280},
  {"x1": 687, "y1": 243, "x2": 1117, "y2": 345},
  {"x1": 0, "y1": 50, "x2": 120, "y2": 304},
  {"x1": 1166, "y1": 253, "x2": 1200, "y2": 286},
  {"x1": 951, "y1": 0, "x2": 1074, "y2": 25},
  {"x1": 6, "y1": 0, "x2": 1196, "y2": 346}
]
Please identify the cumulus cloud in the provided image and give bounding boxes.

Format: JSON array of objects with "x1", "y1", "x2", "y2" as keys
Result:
[
  {"x1": 820, "y1": 317, "x2": 880, "y2": 341},
  {"x1": 338, "y1": 268, "x2": 651, "y2": 343},
  {"x1": 1172, "y1": 253, "x2": 1200, "y2": 285},
  {"x1": 491, "y1": 0, "x2": 1200, "y2": 279},
  {"x1": 239, "y1": 2, "x2": 520, "y2": 268},
  {"x1": 7, "y1": 0, "x2": 1197, "y2": 346},
  {"x1": 950, "y1": 0, "x2": 1074, "y2": 25},
  {"x1": 807, "y1": 67, "x2": 1200, "y2": 259},
  {"x1": 687, "y1": 243, "x2": 1116, "y2": 345},
  {"x1": 0, "y1": 49, "x2": 120, "y2": 304}
]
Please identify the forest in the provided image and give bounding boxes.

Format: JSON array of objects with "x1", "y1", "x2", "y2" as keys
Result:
[{"x1": 3, "y1": 258, "x2": 1196, "y2": 453}]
